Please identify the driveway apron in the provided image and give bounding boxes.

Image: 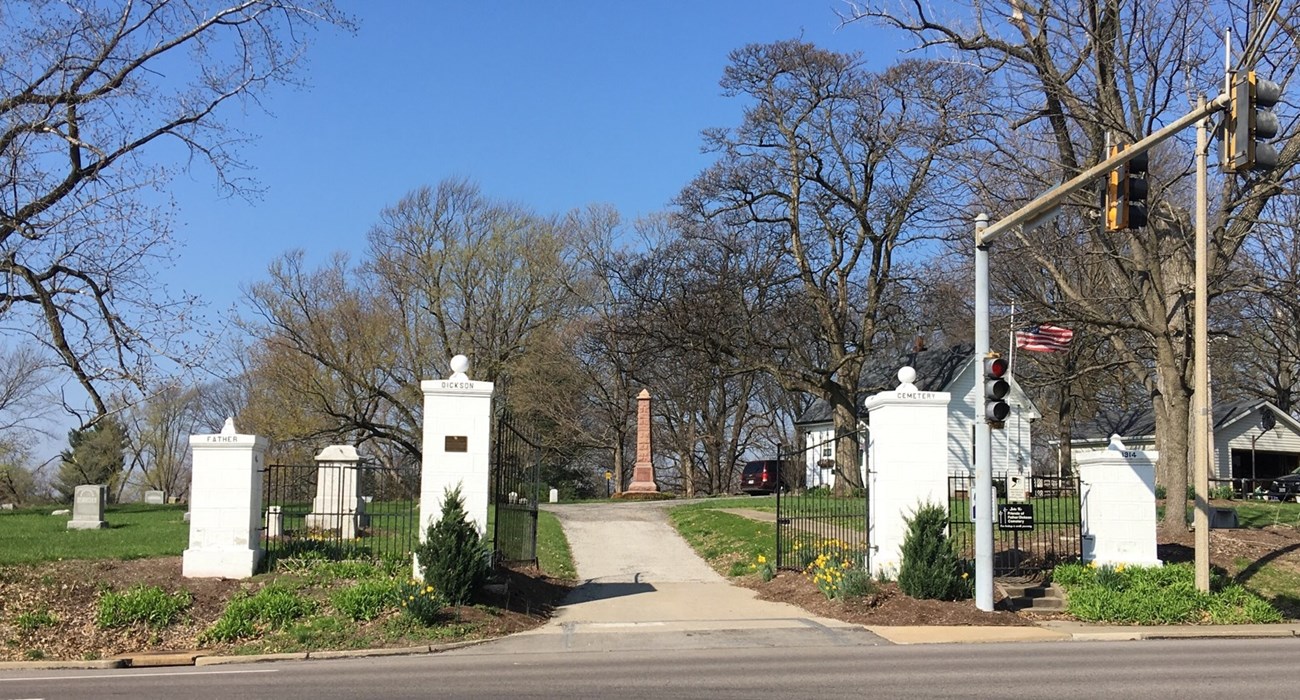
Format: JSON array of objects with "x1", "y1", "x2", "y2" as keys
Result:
[{"x1": 468, "y1": 500, "x2": 883, "y2": 653}]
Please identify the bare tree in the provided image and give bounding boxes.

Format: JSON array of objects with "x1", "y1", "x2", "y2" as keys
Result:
[
  {"x1": 677, "y1": 42, "x2": 987, "y2": 492},
  {"x1": 0, "y1": 0, "x2": 352, "y2": 421},
  {"x1": 852, "y1": 0, "x2": 1300, "y2": 525}
]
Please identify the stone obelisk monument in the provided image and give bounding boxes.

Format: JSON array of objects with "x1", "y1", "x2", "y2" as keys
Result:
[{"x1": 626, "y1": 389, "x2": 659, "y2": 493}]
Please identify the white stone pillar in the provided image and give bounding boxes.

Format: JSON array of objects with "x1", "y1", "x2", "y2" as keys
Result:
[
  {"x1": 866, "y1": 367, "x2": 951, "y2": 578},
  {"x1": 305, "y1": 445, "x2": 362, "y2": 539},
  {"x1": 420, "y1": 355, "x2": 494, "y2": 542},
  {"x1": 1076, "y1": 436, "x2": 1161, "y2": 567},
  {"x1": 183, "y1": 418, "x2": 267, "y2": 579}
]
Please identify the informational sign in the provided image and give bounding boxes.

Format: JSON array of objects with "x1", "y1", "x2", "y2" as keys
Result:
[
  {"x1": 998, "y1": 503, "x2": 1035, "y2": 531},
  {"x1": 1007, "y1": 474, "x2": 1028, "y2": 502},
  {"x1": 604, "y1": 471, "x2": 613, "y2": 481},
  {"x1": 444, "y1": 435, "x2": 467, "y2": 452}
]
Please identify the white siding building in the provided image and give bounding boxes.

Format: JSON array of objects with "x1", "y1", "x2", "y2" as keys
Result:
[
  {"x1": 1072, "y1": 399, "x2": 1300, "y2": 486},
  {"x1": 795, "y1": 347, "x2": 1040, "y2": 489}
]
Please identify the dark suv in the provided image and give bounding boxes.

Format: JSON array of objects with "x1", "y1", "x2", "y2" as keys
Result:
[
  {"x1": 740, "y1": 460, "x2": 788, "y2": 495},
  {"x1": 1270, "y1": 467, "x2": 1300, "y2": 502}
]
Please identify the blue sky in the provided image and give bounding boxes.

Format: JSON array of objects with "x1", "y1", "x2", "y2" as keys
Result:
[{"x1": 162, "y1": 1, "x2": 912, "y2": 313}]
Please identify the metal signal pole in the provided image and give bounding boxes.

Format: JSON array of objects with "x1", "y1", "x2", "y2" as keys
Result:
[
  {"x1": 1194, "y1": 96, "x2": 1211, "y2": 592},
  {"x1": 973, "y1": 213, "x2": 993, "y2": 611}
]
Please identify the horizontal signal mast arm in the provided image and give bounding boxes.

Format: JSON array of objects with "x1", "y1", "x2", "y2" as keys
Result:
[{"x1": 979, "y1": 94, "x2": 1229, "y2": 245}]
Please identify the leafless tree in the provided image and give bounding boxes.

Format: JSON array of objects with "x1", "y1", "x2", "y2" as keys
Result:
[
  {"x1": 677, "y1": 41, "x2": 988, "y2": 492},
  {"x1": 850, "y1": 0, "x2": 1300, "y2": 525},
  {"x1": 0, "y1": 0, "x2": 352, "y2": 422}
]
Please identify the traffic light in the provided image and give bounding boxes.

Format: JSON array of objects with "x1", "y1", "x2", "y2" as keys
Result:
[
  {"x1": 1227, "y1": 71, "x2": 1282, "y2": 172},
  {"x1": 983, "y1": 355, "x2": 1010, "y2": 428},
  {"x1": 1104, "y1": 144, "x2": 1149, "y2": 231}
]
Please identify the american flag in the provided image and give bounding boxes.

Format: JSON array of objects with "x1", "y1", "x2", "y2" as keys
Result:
[{"x1": 1015, "y1": 324, "x2": 1074, "y2": 352}]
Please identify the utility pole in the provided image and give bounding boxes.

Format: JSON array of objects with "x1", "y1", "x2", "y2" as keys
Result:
[{"x1": 1194, "y1": 97, "x2": 1211, "y2": 592}]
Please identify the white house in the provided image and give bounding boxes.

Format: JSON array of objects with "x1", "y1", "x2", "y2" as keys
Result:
[
  {"x1": 795, "y1": 345, "x2": 1041, "y2": 488},
  {"x1": 1071, "y1": 399, "x2": 1300, "y2": 487}
]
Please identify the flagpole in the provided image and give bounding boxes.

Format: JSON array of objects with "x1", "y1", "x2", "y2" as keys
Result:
[{"x1": 1008, "y1": 301, "x2": 1016, "y2": 372}]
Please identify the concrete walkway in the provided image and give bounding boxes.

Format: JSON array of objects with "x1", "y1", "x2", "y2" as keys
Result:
[{"x1": 480, "y1": 500, "x2": 883, "y2": 652}]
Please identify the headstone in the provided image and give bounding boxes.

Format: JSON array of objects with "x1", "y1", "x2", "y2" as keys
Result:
[
  {"x1": 549, "y1": 488, "x2": 559, "y2": 504},
  {"x1": 144, "y1": 490, "x2": 166, "y2": 505},
  {"x1": 51, "y1": 508, "x2": 71, "y2": 516},
  {"x1": 0, "y1": 503, "x2": 14, "y2": 510},
  {"x1": 67, "y1": 484, "x2": 108, "y2": 530},
  {"x1": 266, "y1": 505, "x2": 284, "y2": 538},
  {"x1": 625, "y1": 389, "x2": 660, "y2": 493},
  {"x1": 305, "y1": 445, "x2": 362, "y2": 539}
]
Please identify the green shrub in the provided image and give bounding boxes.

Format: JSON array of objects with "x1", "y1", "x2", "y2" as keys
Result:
[
  {"x1": 201, "y1": 585, "x2": 317, "y2": 643},
  {"x1": 1210, "y1": 485, "x2": 1236, "y2": 500},
  {"x1": 897, "y1": 503, "x2": 969, "y2": 601},
  {"x1": 96, "y1": 585, "x2": 192, "y2": 628},
  {"x1": 1052, "y1": 562, "x2": 1282, "y2": 624},
  {"x1": 415, "y1": 486, "x2": 488, "y2": 606},
  {"x1": 331, "y1": 578, "x2": 401, "y2": 621},
  {"x1": 398, "y1": 579, "x2": 448, "y2": 625}
]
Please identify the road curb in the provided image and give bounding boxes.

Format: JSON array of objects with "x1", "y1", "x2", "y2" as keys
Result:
[
  {"x1": 0, "y1": 658, "x2": 126, "y2": 671},
  {"x1": 192, "y1": 637, "x2": 493, "y2": 666}
]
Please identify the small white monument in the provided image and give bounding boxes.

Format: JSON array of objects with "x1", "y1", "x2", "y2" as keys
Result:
[
  {"x1": 143, "y1": 490, "x2": 166, "y2": 505},
  {"x1": 305, "y1": 445, "x2": 363, "y2": 539},
  {"x1": 1075, "y1": 436, "x2": 1161, "y2": 567},
  {"x1": 67, "y1": 484, "x2": 108, "y2": 530}
]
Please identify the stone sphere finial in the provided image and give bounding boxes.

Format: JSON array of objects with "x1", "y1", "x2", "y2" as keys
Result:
[
  {"x1": 897, "y1": 366, "x2": 918, "y2": 391},
  {"x1": 1107, "y1": 434, "x2": 1126, "y2": 451},
  {"x1": 449, "y1": 354, "x2": 470, "y2": 381}
]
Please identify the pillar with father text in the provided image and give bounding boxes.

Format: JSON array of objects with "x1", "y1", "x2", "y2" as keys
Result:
[
  {"x1": 183, "y1": 418, "x2": 267, "y2": 579},
  {"x1": 420, "y1": 355, "x2": 494, "y2": 559}
]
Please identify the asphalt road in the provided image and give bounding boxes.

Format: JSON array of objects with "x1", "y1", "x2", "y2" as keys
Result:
[{"x1": 4, "y1": 638, "x2": 1300, "y2": 699}]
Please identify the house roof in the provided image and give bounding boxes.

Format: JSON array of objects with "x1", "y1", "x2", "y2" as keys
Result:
[
  {"x1": 1071, "y1": 398, "x2": 1300, "y2": 444},
  {"x1": 795, "y1": 343, "x2": 1005, "y2": 425}
]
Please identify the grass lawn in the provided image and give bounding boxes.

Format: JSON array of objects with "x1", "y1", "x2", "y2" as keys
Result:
[
  {"x1": 1229, "y1": 501, "x2": 1300, "y2": 529},
  {"x1": 535, "y1": 510, "x2": 576, "y2": 579},
  {"x1": 669, "y1": 501, "x2": 776, "y2": 577},
  {"x1": 0, "y1": 504, "x2": 189, "y2": 565}
]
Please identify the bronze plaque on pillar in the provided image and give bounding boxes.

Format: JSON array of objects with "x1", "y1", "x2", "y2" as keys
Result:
[{"x1": 445, "y1": 435, "x2": 468, "y2": 452}]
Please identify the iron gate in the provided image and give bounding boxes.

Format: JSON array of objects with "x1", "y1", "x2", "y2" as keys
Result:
[
  {"x1": 491, "y1": 407, "x2": 542, "y2": 566},
  {"x1": 947, "y1": 474, "x2": 1081, "y2": 577},
  {"x1": 775, "y1": 431, "x2": 869, "y2": 571},
  {"x1": 260, "y1": 460, "x2": 419, "y2": 571}
]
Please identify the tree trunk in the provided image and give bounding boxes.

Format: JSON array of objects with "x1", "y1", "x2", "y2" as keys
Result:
[
  {"x1": 832, "y1": 400, "x2": 863, "y2": 495},
  {"x1": 1153, "y1": 361, "x2": 1192, "y2": 528}
]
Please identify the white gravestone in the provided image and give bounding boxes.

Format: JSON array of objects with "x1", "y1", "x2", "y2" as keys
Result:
[
  {"x1": 266, "y1": 505, "x2": 284, "y2": 538},
  {"x1": 549, "y1": 488, "x2": 559, "y2": 504},
  {"x1": 68, "y1": 484, "x2": 108, "y2": 530},
  {"x1": 305, "y1": 445, "x2": 362, "y2": 539},
  {"x1": 144, "y1": 490, "x2": 166, "y2": 505}
]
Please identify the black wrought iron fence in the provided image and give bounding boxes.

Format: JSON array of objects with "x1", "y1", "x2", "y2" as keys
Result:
[
  {"x1": 260, "y1": 461, "x2": 419, "y2": 571},
  {"x1": 491, "y1": 408, "x2": 542, "y2": 566},
  {"x1": 947, "y1": 473, "x2": 1081, "y2": 577},
  {"x1": 775, "y1": 431, "x2": 868, "y2": 571}
]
